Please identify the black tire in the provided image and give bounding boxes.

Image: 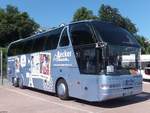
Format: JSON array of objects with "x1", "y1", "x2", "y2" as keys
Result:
[
  {"x1": 18, "y1": 78, "x2": 25, "y2": 89},
  {"x1": 56, "y1": 79, "x2": 69, "y2": 100},
  {"x1": 12, "y1": 77, "x2": 19, "y2": 87}
]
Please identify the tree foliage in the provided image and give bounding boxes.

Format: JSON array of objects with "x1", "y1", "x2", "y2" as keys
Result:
[
  {"x1": 73, "y1": 4, "x2": 137, "y2": 34},
  {"x1": 98, "y1": 4, "x2": 137, "y2": 34},
  {"x1": 73, "y1": 7, "x2": 97, "y2": 22},
  {"x1": 136, "y1": 35, "x2": 150, "y2": 54},
  {"x1": 0, "y1": 5, "x2": 39, "y2": 47}
]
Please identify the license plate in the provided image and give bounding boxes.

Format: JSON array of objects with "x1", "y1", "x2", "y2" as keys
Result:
[{"x1": 125, "y1": 79, "x2": 134, "y2": 85}]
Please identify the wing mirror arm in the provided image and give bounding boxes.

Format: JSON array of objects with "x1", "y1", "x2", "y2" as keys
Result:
[{"x1": 96, "y1": 42, "x2": 107, "y2": 48}]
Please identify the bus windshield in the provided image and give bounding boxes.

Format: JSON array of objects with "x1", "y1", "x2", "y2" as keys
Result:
[
  {"x1": 91, "y1": 21, "x2": 140, "y2": 75},
  {"x1": 92, "y1": 21, "x2": 139, "y2": 47},
  {"x1": 101, "y1": 45, "x2": 140, "y2": 75}
]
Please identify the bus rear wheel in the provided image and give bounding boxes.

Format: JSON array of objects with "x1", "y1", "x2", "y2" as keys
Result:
[
  {"x1": 56, "y1": 79, "x2": 69, "y2": 100},
  {"x1": 18, "y1": 78, "x2": 25, "y2": 89},
  {"x1": 12, "y1": 77, "x2": 19, "y2": 87}
]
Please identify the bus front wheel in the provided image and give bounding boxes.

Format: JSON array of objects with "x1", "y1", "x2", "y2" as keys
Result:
[{"x1": 56, "y1": 79, "x2": 69, "y2": 100}]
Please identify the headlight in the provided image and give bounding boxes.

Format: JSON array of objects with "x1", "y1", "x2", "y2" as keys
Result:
[{"x1": 100, "y1": 83, "x2": 121, "y2": 89}]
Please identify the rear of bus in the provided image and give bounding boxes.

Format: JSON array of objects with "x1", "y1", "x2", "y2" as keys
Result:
[{"x1": 91, "y1": 21, "x2": 142, "y2": 101}]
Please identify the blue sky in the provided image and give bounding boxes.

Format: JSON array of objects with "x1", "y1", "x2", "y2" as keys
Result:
[{"x1": 0, "y1": 0, "x2": 150, "y2": 39}]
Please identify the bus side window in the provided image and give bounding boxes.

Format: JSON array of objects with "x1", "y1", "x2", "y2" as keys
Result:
[
  {"x1": 44, "y1": 34, "x2": 59, "y2": 50},
  {"x1": 69, "y1": 23, "x2": 97, "y2": 74},
  {"x1": 8, "y1": 44, "x2": 16, "y2": 56},
  {"x1": 70, "y1": 23, "x2": 96, "y2": 46},
  {"x1": 8, "y1": 42, "x2": 24, "y2": 56},
  {"x1": 32, "y1": 37, "x2": 45, "y2": 52},
  {"x1": 59, "y1": 28, "x2": 69, "y2": 47},
  {"x1": 44, "y1": 28, "x2": 62, "y2": 50},
  {"x1": 22, "y1": 39, "x2": 34, "y2": 54},
  {"x1": 15, "y1": 42, "x2": 24, "y2": 55}
]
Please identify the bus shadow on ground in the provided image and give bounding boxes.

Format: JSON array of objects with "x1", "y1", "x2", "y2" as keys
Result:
[
  {"x1": 73, "y1": 92, "x2": 150, "y2": 108},
  {"x1": 143, "y1": 79, "x2": 150, "y2": 82}
]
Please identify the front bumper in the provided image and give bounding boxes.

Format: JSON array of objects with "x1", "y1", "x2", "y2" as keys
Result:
[{"x1": 99, "y1": 85, "x2": 142, "y2": 101}]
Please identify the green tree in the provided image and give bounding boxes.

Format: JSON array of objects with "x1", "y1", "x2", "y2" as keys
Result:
[
  {"x1": 0, "y1": 5, "x2": 39, "y2": 47},
  {"x1": 98, "y1": 4, "x2": 137, "y2": 34},
  {"x1": 136, "y1": 35, "x2": 150, "y2": 54},
  {"x1": 73, "y1": 5, "x2": 137, "y2": 34},
  {"x1": 73, "y1": 7, "x2": 97, "y2": 22}
]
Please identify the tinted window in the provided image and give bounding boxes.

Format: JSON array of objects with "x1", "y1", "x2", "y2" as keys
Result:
[
  {"x1": 8, "y1": 27, "x2": 63, "y2": 56},
  {"x1": 8, "y1": 44, "x2": 16, "y2": 56},
  {"x1": 15, "y1": 42, "x2": 24, "y2": 55},
  {"x1": 32, "y1": 37, "x2": 45, "y2": 52},
  {"x1": 22, "y1": 39, "x2": 34, "y2": 54},
  {"x1": 8, "y1": 41, "x2": 24, "y2": 56},
  {"x1": 92, "y1": 21, "x2": 139, "y2": 46},
  {"x1": 59, "y1": 28, "x2": 69, "y2": 47},
  {"x1": 44, "y1": 29, "x2": 61, "y2": 50},
  {"x1": 70, "y1": 23, "x2": 96, "y2": 46},
  {"x1": 74, "y1": 46, "x2": 103, "y2": 74}
]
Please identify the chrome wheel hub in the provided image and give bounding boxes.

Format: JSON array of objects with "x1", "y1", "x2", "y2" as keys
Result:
[{"x1": 58, "y1": 83, "x2": 66, "y2": 96}]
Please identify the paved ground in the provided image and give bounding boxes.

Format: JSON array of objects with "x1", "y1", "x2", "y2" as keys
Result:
[{"x1": 0, "y1": 81, "x2": 150, "y2": 113}]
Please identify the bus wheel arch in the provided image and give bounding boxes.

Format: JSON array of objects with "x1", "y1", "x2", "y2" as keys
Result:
[{"x1": 55, "y1": 78, "x2": 69, "y2": 100}]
